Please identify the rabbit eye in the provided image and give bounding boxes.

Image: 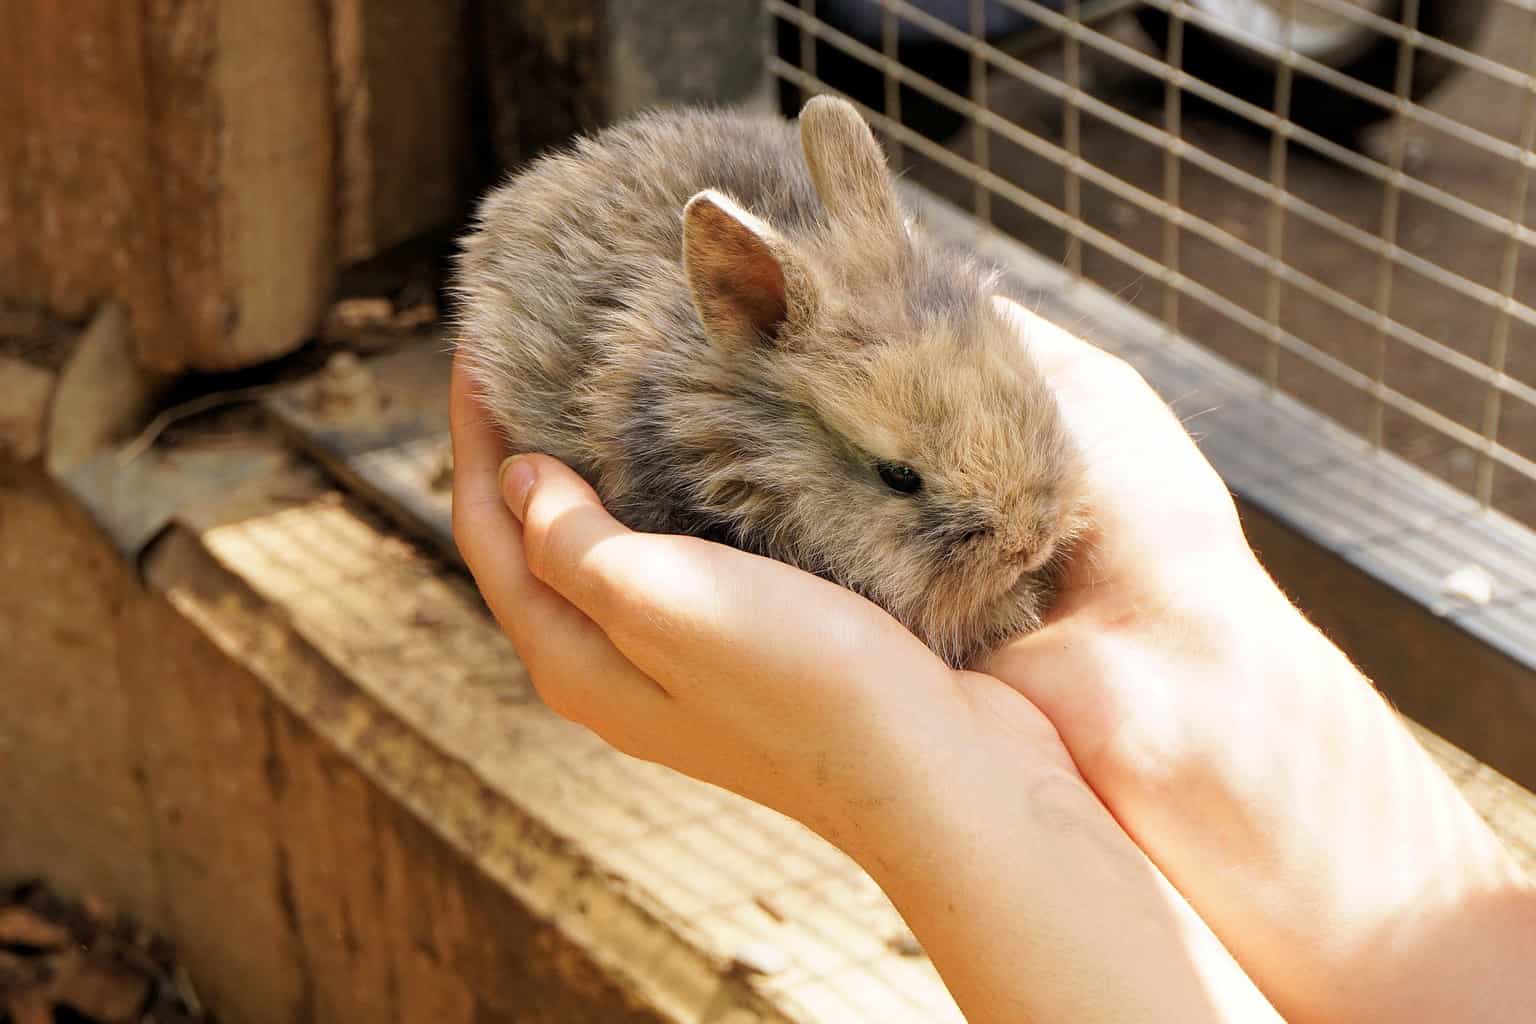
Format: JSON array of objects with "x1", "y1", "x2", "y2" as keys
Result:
[{"x1": 877, "y1": 461, "x2": 923, "y2": 495}]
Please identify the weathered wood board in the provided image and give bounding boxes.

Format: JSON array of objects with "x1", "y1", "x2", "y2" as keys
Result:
[
  {"x1": 0, "y1": 1, "x2": 334, "y2": 373},
  {"x1": 328, "y1": 0, "x2": 475, "y2": 265},
  {"x1": 0, "y1": 457, "x2": 728, "y2": 1023},
  {"x1": 2, "y1": 327, "x2": 1533, "y2": 1022}
]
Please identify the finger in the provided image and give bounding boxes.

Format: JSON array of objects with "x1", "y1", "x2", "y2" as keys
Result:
[
  {"x1": 511, "y1": 454, "x2": 943, "y2": 696},
  {"x1": 993, "y1": 296, "x2": 1231, "y2": 509},
  {"x1": 449, "y1": 354, "x2": 515, "y2": 581},
  {"x1": 504, "y1": 453, "x2": 698, "y2": 668},
  {"x1": 995, "y1": 295, "x2": 1122, "y2": 378},
  {"x1": 517, "y1": 601, "x2": 678, "y2": 756},
  {"x1": 448, "y1": 357, "x2": 555, "y2": 639},
  {"x1": 502, "y1": 452, "x2": 631, "y2": 600},
  {"x1": 449, "y1": 358, "x2": 672, "y2": 737},
  {"x1": 994, "y1": 297, "x2": 1184, "y2": 434}
]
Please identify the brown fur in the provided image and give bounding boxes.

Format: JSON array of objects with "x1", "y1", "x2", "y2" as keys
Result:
[{"x1": 454, "y1": 96, "x2": 1085, "y2": 667}]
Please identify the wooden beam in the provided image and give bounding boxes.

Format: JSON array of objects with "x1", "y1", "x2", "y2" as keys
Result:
[
  {"x1": 478, "y1": 0, "x2": 769, "y2": 169},
  {"x1": 328, "y1": 0, "x2": 475, "y2": 266},
  {"x1": 0, "y1": 1, "x2": 335, "y2": 374}
]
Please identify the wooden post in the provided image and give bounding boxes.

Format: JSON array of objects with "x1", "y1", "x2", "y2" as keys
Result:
[
  {"x1": 478, "y1": 0, "x2": 770, "y2": 170},
  {"x1": 328, "y1": 0, "x2": 476, "y2": 266},
  {"x1": 0, "y1": 1, "x2": 335, "y2": 374}
]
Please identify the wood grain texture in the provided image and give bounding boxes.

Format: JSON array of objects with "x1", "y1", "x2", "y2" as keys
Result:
[
  {"x1": 0, "y1": 461, "x2": 681, "y2": 1023},
  {"x1": 328, "y1": 0, "x2": 473, "y2": 265},
  {"x1": 0, "y1": 465, "x2": 161, "y2": 916},
  {"x1": 0, "y1": 1, "x2": 334, "y2": 373}
]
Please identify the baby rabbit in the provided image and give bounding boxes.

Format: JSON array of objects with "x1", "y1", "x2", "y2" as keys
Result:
[{"x1": 455, "y1": 96, "x2": 1084, "y2": 668}]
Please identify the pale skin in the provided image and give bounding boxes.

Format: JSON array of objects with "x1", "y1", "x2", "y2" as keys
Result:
[{"x1": 452, "y1": 296, "x2": 1536, "y2": 1023}]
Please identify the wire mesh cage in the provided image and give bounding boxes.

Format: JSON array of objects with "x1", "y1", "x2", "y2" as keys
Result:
[{"x1": 766, "y1": 0, "x2": 1536, "y2": 531}]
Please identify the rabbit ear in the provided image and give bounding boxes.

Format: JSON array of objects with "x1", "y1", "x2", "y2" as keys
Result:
[
  {"x1": 683, "y1": 190, "x2": 811, "y2": 348},
  {"x1": 799, "y1": 95, "x2": 901, "y2": 238}
]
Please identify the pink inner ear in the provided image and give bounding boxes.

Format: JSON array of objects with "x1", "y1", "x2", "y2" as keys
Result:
[
  {"x1": 688, "y1": 197, "x2": 792, "y2": 340},
  {"x1": 726, "y1": 256, "x2": 788, "y2": 335}
]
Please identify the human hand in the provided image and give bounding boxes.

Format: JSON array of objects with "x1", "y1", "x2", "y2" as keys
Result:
[
  {"x1": 448, "y1": 349, "x2": 1008, "y2": 841},
  {"x1": 449, "y1": 353, "x2": 1279, "y2": 1023},
  {"x1": 984, "y1": 297, "x2": 1536, "y2": 1023}
]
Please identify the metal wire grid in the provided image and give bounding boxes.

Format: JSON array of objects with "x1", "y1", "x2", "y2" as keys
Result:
[{"x1": 766, "y1": 0, "x2": 1536, "y2": 522}]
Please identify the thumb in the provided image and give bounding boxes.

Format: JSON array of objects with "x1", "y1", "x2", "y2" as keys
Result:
[{"x1": 500, "y1": 454, "x2": 635, "y2": 605}]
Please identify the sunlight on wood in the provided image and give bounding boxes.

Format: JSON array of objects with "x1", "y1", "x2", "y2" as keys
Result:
[{"x1": 186, "y1": 496, "x2": 964, "y2": 1023}]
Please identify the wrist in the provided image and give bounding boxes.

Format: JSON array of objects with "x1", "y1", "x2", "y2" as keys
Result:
[{"x1": 848, "y1": 714, "x2": 1282, "y2": 1023}]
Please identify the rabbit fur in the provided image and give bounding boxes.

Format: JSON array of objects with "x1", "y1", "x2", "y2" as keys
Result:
[{"x1": 454, "y1": 96, "x2": 1085, "y2": 667}]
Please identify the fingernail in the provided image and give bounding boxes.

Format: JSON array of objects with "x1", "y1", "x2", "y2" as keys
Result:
[{"x1": 499, "y1": 455, "x2": 536, "y2": 521}]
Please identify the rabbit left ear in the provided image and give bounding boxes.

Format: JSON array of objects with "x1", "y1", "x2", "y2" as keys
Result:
[{"x1": 683, "y1": 189, "x2": 813, "y2": 349}]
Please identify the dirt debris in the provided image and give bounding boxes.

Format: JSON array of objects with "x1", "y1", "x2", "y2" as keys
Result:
[{"x1": 0, "y1": 881, "x2": 213, "y2": 1024}]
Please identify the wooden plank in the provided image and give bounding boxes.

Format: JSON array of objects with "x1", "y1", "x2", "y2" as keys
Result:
[
  {"x1": 177, "y1": 492, "x2": 943, "y2": 1023},
  {"x1": 328, "y1": 0, "x2": 474, "y2": 265},
  {"x1": 0, "y1": 467, "x2": 162, "y2": 920},
  {"x1": 0, "y1": 454, "x2": 696, "y2": 1023},
  {"x1": 150, "y1": 508, "x2": 794, "y2": 1023},
  {"x1": 0, "y1": 1, "x2": 334, "y2": 374},
  {"x1": 118, "y1": 577, "x2": 312, "y2": 1023},
  {"x1": 211, "y1": 1, "x2": 336, "y2": 372},
  {"x1": 258, "y1": 339, "x2": 1536, "y2": 886}
]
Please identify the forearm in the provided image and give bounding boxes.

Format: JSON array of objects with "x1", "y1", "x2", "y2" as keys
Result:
[
  {"x1": 1078, "y1": 575, "x2": 1536, "y2": 1022},
  {"x1": 1242, "y1": 600, "x2": 1536, "y2": 1021},
  {"x1": 1349, "y1": 871, "x2": 1536, "y2": 1023},
  {"x1": 847, "y1": 708, "x2": 1282, "y2": 1024}
]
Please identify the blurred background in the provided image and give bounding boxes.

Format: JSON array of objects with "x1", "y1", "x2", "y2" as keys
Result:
[{"x1": 3, "y1": 3, "x2": 1535, "y2": 1023}]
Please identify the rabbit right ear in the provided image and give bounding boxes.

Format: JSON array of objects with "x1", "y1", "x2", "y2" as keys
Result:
[
  {"x1": 799, "y1": 95, "x2": 902, "y2": 239},
  {"x1": 683, "y1": 190, "x2": 813, "y2": 350}
]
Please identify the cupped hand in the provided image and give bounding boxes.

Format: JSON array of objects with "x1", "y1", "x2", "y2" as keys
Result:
[
  {"x1": 449, "y1": 350, "x2": 1282, "y2": 1024},
  {"x1": 449, "y1": 353, "x2": 1077, "y2": 849},
  {"x1": 450, "y1": 294, "x2": 1531, "y2": 1024}
]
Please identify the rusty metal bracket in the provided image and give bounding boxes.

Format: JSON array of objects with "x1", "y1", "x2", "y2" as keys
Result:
[
  {"x1": 261, "y1": 341, "x2": 460, "y2": 568},
  {"x1": 52, "y1": 449, "x2": 287, "y2": 569},
  {"x1": 41, "y1": 301, "x2": 287, "y2": 569}
]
